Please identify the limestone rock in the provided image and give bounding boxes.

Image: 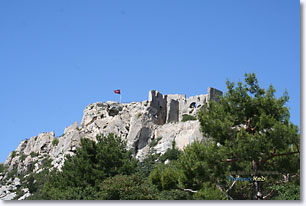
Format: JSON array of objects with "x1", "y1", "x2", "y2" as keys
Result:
[
  {"x1": 1, "y1": 192, "x2": 16, "y2": 200},
  {"x1": 153, "y1": 121, "x2": 203, "y2": 154},
  {"x1": 23, "y1": 132, "x2": 55, "y2": 155},
  {"x1": 64, "y1": 121, "x2": 78, "y2": 134},
  {"x1": 0, "y1": 177, "x2": 22, "y2": 200},
  {"x1": 18, "y1": 188, "x2": 31, "y2": 200},
  {"x1": 1, "y1": 87, "x2": 223, "y2": 200},
  {"x1": 12, "y1": 178, "x2": 21, "y2": 187},
  {"x1": 107, "y1": 103, "x2": 122, "y2": 117}
]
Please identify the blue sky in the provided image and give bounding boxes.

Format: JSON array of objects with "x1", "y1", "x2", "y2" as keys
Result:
[{"x1": 0, "y1": 0, "x2": 300, "y2": 162}]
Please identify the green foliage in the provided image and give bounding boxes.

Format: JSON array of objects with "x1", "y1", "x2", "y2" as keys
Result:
[
  {"x1": 179, "y1": 142, "x2": 226, "y2": 196},
  {"x1": 149, "y1": 164, "x2": 164, "y2": 190},
  {"x1": 21, "y1": 73, "x2": 300, "y2": 200},
  {"x1": 270, "y1": 182, "x2": 300, "y2": 200},
  {"x1": 149, "y1": 73, "x2": 300, "y2": 200},
  {"x1": 137, "y1": 137, "x2": 162, "y2": 176},
  {"x1": 160, "y1": 140, "x2": 182, "y2": 162},
  {"x1": 157, "y1": 189, "x2": 192, "y2": 200},
  {"x1": 160, "y1": 167, "x2": 179, "y2": 190},
  {"x1": 26, "y1": 173, "x2": 38, "y2": 194},
  {"x1": 193, "y1": 183, "x2": 227, "y2": 200},
  {"x1": 30, "y1": 182, "x2": 98, "y2": 200},
  {"x1": 41, "y1": 157, "x2": 52, "y2": 168},
  {"x1": 150, "y1": 163, "x2": 180, "y2": 191},
  {"x1": 30, "y1": 152, "x2": 38, "y2": 158},
  {"x1": 149, "y1": 141, "x2": 182, "y2": 191},
  {"x1": 32, "y1": 133, "x2": 138, "y2": 200},
  {"x1": 26, "y1": 169, "x2": 52, "y2": 196},
  {"x1": 14, "y1": 188, "x2": 26, "y2": 200},
  {"x1": 195, "y1": 73, "x2": 300, "y2": 199},
  {"x1": 149, "y1": 136, "x2": 162, "y2": 148},
  {"x1": 52, "y1": 138, "x2": 59, "y2": 146},
  {"x1": 24, "y1": 157, "x2": 54, "y2": 199},
  {"x1": 6, "y1": 168, "x2": 18, "y2": 180},
  {"x1": 137, "y1": 112, "x2": 142, "y2": 118},
  {"x1": 0, "y1": 163, "x2": 8, "y2": 174},
  {"x1": 137, "y1": 153, "x2": 160, "y2": 176},
  {"x1": 177, "y1": 140, "x2": 227, "y2": 190},
  {"x1": 181, "y1": 114, "x2": 197, "y2": 122},
  {"x1": 0, "y1": 164, "x2": 4, "y2": 173},
  {"x1": 20, "y1": 154, "x2": 27, "y2": 162},
  {"x1": 11, "y1": 151, "x2": 16, "y2": 158},
  {"x1": 99, "y1": 174, "x2": 158, "y2": 200}
]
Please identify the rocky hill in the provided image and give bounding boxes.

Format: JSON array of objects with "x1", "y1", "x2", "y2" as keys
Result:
[{"x1": 0, "y1": 87, "x2": 222, "y2": 200}]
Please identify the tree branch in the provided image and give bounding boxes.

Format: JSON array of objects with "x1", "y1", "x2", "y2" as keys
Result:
[
  {"x1": 225, "y1": 175, "x2": 239, "y2": 195},
  {"x1": 216, "y1": 184, "x2": 233, "y2": 200},
  {"x1": 292, "y1": 173, "x2": 300, "y2": 178},
  {"x1": 176, "y1": 186, "x2": 198, "y2": 193},
  {"x1": 263, "y1": 190, "x2": 274, "y2": 200},
  {"x1": 177, "y1": 184, "x2": 235, "y2": 200},
  {"x1": 226, "y1": 157, "x2": 239, "y2": 162},
  {"x1": 259, "y1": 151, "x2": 299, "y2": 165}
]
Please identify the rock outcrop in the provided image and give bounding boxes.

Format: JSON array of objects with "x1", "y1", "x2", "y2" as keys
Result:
[{"x1": 0, "y1": 87, "x2": 222, "y2": 200}]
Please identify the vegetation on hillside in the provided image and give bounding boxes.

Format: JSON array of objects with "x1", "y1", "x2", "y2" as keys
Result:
[
  {"x1": 181, "y1": 114, "x2": 197, "y2": 122},
  {"x1": 6, "y1": 73, "x2": 299, "y2": 200}
]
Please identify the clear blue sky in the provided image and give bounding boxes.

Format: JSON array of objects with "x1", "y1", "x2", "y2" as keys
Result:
[{"x1": 0, "y1": 0, "x2": 300, "y2": 162}]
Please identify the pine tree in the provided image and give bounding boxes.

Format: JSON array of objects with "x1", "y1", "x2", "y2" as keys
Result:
[
  {"x1": 31, "y1": 133, "x2": 138, "y2": 200},
  {"x1": 196, "y1": 73, "x2": 300, "y2": 199}
]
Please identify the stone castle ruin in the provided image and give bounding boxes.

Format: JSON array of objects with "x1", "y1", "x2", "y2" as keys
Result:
[
  {"x1": 78, "y1": 87, "x2": 223, "y2": 157},
  {"x1": 1, "y1": 87, "x2": 222, "y2": 200},
  {"x1": 148, "y1": 87, "x2": 223, "y2": 124}
]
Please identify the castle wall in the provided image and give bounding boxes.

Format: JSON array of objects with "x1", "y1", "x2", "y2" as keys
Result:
[
  {"x1": 208, "y1": 87, "x2": 223, "y2": 102},
  {"x1": 166, "y1": 99, "x2": 179, "y2": 123},
  {"x1": 148, "y1": 90, "x2": 167, "y2": 125},
  {"x1": 148, "y1": 87, "x2": 222, "y2": 124},
  {"x1": 165, "y1": 94, "x2": 186, "y2": 123}
]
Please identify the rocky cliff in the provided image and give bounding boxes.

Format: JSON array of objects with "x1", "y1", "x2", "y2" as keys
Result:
[{"x1": 0, "y1": 87, "x2": 222, "y2": 200}]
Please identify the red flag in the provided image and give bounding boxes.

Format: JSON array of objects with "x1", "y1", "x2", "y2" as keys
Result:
[{"x1": 114, "y1": 89, "x2": 121, "y2": 94}]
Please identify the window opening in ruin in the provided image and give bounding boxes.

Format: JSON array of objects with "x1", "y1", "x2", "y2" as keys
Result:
[{"x1": 189, "y1": 102, "x2": 197, "y2": 108}]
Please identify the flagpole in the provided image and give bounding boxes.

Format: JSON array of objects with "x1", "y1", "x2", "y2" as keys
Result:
[{"x1": 120, "y1": 94, "x2": 122, "y2": 104}]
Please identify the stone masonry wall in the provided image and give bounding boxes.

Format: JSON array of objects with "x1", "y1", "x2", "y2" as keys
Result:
[{"x1": 150, "y1": 87, "x2": 223, "y2": 123}]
